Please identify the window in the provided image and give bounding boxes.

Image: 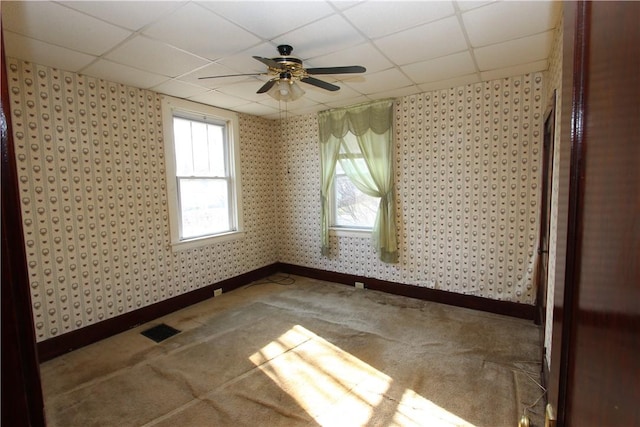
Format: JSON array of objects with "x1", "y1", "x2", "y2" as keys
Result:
[
  {"x1": 331, "y1": 154, "x2": 379, "y2": 229},
  {"x1": 162, "y1": 97, "x2": 243, "y2": 249}
]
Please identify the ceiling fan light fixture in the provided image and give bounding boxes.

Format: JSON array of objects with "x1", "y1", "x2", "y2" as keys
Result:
[{"x1": 268, "y1": 80, "x2": 304, "y2": 102}]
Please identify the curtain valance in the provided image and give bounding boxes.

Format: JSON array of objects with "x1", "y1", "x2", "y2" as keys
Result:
[{"x1": 318, "y1": 99, "x2": 394, "y2": 141}]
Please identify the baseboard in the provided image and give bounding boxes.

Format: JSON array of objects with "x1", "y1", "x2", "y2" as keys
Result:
[
  {"x1": 37, "y1": 263, "x2": 279, "y2": 362},
  {"x1": 278, "y1": 263, "x2": 536, "y2": 321}
]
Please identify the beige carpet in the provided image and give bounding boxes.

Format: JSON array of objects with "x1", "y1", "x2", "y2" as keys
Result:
[{"x1": 40, "y1": 275, "x2": 545, "y2": 427}]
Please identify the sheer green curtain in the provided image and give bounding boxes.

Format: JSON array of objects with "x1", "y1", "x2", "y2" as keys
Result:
[{"x1": 318, "y1": 99, "x2": 398, "y2": 263}]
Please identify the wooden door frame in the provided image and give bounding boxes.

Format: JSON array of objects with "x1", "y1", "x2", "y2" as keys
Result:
[{"x1": 535, "y1": 91, "x2": 557, "y2": 328}]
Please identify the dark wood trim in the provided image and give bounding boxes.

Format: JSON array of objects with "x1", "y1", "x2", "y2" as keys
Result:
[
  {"x1": 1, "y1": 25, "x2": 47, "y2": 426},
  {"x1": 279, "y1": 263, "x2": 536, "y2": 321},
  {"x1": 557, "y1": 2, "x2": 591, "y2": 425},
  {"x1": 38, "y1": 263, "x2": 279, "y2": 361}
]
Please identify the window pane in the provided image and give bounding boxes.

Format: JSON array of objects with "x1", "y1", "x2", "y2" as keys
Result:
[
  {"x1": 178, "y1": 178, "x2": 230, "y2": 239},
  {"x1": 207, "y1": 124, "x2": 226, "y2": 177},
  {"x1": 191, "y1": 121, "x2": 210, "y2": 176},
  {"x1": 173, "y1": 118, "x2": 193, "y2": 176},
  {"x1": 334, "y1": 175, "x2": 379, "y2": 228}
]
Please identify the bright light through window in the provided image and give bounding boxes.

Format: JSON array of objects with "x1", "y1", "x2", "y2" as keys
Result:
[
  {"x1": 332, "y1": 160, "x2": 379, "y2": 228},
  {"x1": 250, "y1": 325, "x2": 476, "y2": 426}
]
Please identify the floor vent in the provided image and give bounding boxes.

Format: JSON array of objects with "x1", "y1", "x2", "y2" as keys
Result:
[{"x1": 141, "y1": 323, "x2": 180, "y2": 343}]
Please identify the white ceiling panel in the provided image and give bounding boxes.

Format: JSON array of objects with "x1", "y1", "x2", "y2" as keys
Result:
[
  {"x1": 343, "y1": 1, "x2": 455, "y2": 39},
  {"x1": 233, "y1": 102, "x2": 281, "y2": 117},
  {"x1": 418, "y1": 73, "x2": 480, "y2": 93},
  {"x1": 3, "y1": 1, "x2": 132, "y2": 56},
  {"x1": 188, "y1": 90, "x2": 253, "y2": 109},
  {"x1": 3, "y1": 31, "x2": 96, "y2": 72},
  {"x1": 306, "y1": 42, "x2": 393, "y2": 74},
  {"x1": 374, "y1": 16, "x2": 467, "y2": 65},
  {"x1": 3, "y1": 0, "x2": 561, "y2": 118},
  {"x1": 367, "y1": 84, "x2": 423, "y2": 101},
  {"x1": 215, "y1": 43, "x2": 280, "y2": 74},
  {"x1": 82, "y1": 59, "x2": 168, "y2": 89},
  {"x1": 151, "y1": 80, "x2": 210, "y2": 99},
  {"x1": 216, "y1": 80, "x2": 272, "y2": 102},
  {"x1": 480, "y1": 59, "x2": 548, "y2": 81},
  {"x1": 463, "y1": 1, "x2": 560, "y2": 47},
  {"x1": 402, "y1": 51, "x2": 476, "y2": 85},
  {"x1": 142, "y1": 3, "x2": 261, "y2": 60},
  {"x1": 105, "y1": 36, "x2": 210, "y2": 78},
  {"x1": 201, "y1": 1, "x2": 335, "y2": 39},
  {"x1": 178, "y1": 63, "x2": 259, "y2": 89},
  {"x1": 60, "y1": 1, "x2": 184, "y2": 32},
  {"x1": 272, "y1": 14, "x2": 366, "y2": 60},
  {"x1": 474, "y1": 30, "x2": 554, "y2": 71},
  {"x1": 343, "y1": 68, "x2": 413, "y2": 95}
]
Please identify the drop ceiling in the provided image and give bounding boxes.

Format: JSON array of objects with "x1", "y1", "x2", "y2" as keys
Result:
[{"x1": 2, "y1": 1, "x2": 561, "y2": 119}]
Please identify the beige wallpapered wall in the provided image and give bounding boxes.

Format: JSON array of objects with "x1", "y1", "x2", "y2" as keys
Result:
[
  {"x1": 9, "y1": 57, "x2": 546, "y2": 342},
  {"x1": 7, "y1": 59, "x2": 278, "y2": 341},
  {"x1": 277, "y1": 73, "x2": 545, "y2": 304}
]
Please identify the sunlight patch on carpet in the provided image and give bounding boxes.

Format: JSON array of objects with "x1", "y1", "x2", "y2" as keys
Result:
[{"x1": 250, "y1": 325, "x2": 476, "y2": 427}]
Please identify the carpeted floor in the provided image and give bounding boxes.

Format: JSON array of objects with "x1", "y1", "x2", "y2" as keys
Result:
[{"x1": 40, "y1": 275, "x2": 545, "y2": 426}]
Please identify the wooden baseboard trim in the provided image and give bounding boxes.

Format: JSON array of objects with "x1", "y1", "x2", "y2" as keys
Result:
[
  {"x1": 37, "y1": 263, "x2": 279, "y2": 362},
  {"x1": 278, "y1": 263, "x2": 536, "y2": 321}
]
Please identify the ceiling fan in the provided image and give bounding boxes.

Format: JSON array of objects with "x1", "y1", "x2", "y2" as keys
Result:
[{"x1": 198, "y1": 44, "x2": 366, "y2": 101}]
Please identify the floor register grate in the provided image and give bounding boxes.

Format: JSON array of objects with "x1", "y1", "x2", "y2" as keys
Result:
[{"x1": 141, "y1": 323, "x2": 181, "y2": 343}]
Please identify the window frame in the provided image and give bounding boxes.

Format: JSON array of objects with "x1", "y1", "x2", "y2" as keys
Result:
[{"x1": 162, "y1": 97, "x2": 244, "y2": 250}]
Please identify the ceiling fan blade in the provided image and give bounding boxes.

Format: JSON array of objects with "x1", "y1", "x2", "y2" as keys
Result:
[
  {"x1": 253, "y1": 56, "x2": 284, "y2": 70},
  {"x1": 300, "y1": 77, "x2": 340, "y2": 92},
  {"x1": 198, "y1": 73, "x2": 266, "y2": 80},
  {"x1": 257, "y1": 79, "x2": 277, "y2": 94},
  {"x1": 306, "y1": 65, "x2": 366, "y2": 75}
]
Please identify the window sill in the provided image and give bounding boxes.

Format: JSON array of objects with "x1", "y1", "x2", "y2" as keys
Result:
[
  {"x1": 171, "y1": 230, "x2": 245, "y2": 251},
  {"x1": 329, "y1": 227, "x2": 372, "y2": 238}
]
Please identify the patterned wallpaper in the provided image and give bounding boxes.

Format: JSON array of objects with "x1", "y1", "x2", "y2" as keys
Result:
[
  {"x1": 277, "y1": 73, "x2": 545, "y2": 304},
  {"x1": 7, "y1": 59, "x2": 278, "y2": 341},
  {"x1": 9, "y1": 56, "x2": 546, "y2": 342}
]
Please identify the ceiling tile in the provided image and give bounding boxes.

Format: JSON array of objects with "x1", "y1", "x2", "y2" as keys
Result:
[
  {"x1": 151, "y1": 79, "x2": 209, "y2": 99},
  {"x1": 455, "y1": 1, "x2": 494, "y2": 12},
  {"x1": 60, "y1": 1, "x2": 184, "y2": 31},
  {"x1": 402, "y1": 51, "x2": 476, "y2": 85},
  {"x1": 306, "y1": 42, "x2": 393, "y2": 74},
  {"x1": 105, "y1": 36, "x2": 209, "y2": 78},
  {"x1": 462, "y1": 1, "x2": 560, "y2": 47},
  {"x1": 215, "y1": 43, "x2": 280, "y2": 74},
  {"x1": 474, "y1": 30, "x2": 554, "y2": 71},
  {"x1": 323, "y1": 95, "x2": 371, "y2": 109},
  {"x1": 143, "y1": 3, "x2": 261, "y2": 60},
  {"x1": 200, "y1": 1, "x2": 335, "y2": 39},
  {"x1": 272, "y1": 14, "x2": 366, "y2": 60},
  {"x1": 480, "y1": 59, "x2": 547, "y2": 81},
  {"x1": 216, "y1": 80, "x2": 270, "y2": 102},
  {"x1": 301, "y1": 81, "x2": 362, "y2": 103},
  {"x1": 418, "y1": 74, "x2": 480, "y2": 93},
  {"x1": 343, "y1": 68, "x2": 413, "y2": 95},
  {"x1": 374, "y1": 16, "x2": 467, "y2": 65},
  {"x1": 367, "y1": 85, "x2": 423, "y2": 101},
  {"x1": 3, "y1": 31, "x2": 96, "y2": 72},
  {"x1": 233, "y1": 102, "x2": 281, "y2": 117},
  {"x1": 188, "y1": 90, "x2": 252, "y2": 109},
  {"x1": 178, "y1": 63, "x2": 260, "y2": 89},
  {"x1": 3, "y1": 1, "x2": 132, "y2": 55},
  {"x1": 343, "y1": 1, "x2": 455, "y2": 39},
  {"x1": 81, "y1": 59, "x2": 168, "y2": 89}
]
